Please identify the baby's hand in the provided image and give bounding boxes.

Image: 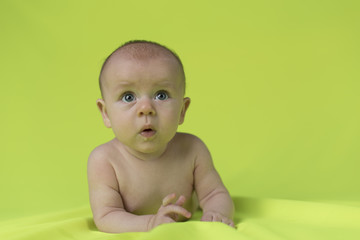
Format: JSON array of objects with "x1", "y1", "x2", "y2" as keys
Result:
[
  {"x1": 201, "y1": 211, "x2": 235, "y2": 228},
  {"x1": 148, "y1": 193, "x2": 192, "y2": 230}
]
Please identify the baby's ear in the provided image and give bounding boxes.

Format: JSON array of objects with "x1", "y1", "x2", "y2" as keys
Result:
[
  {"x1": 179, "y1": 97, "x2": 191, "y2": 125},
  {"x1": 96, "y1": 99, "x2": 111, "y2": 128}
]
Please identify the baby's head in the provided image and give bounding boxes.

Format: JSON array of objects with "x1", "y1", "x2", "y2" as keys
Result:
[
  {"x1": 99, "y1": 40, "x2": 186, "y2": 99},
  {"x1": 96, "y1": 40, "x2": 190, "y2": 156}
]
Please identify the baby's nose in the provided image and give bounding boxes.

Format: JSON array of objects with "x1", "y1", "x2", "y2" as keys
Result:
[{"x1": 137, "y1": 98, "x2": 156, "y2": 117}]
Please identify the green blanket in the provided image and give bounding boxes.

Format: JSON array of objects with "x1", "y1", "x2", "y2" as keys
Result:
[{"x1": 1, "y1": 197, "x2": 359, "y2": 240}]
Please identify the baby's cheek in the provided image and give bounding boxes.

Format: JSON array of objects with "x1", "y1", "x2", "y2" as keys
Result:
[
  {"x1": 163, "y1": 114, "x2": 181, "y2": 132},
  {"x1": 112, "y1": 120, "x2": 134, "y2": 139}
]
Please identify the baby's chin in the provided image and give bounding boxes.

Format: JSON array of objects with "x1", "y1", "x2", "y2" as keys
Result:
[
  {"x1": 124, "y1": 142, "x2": 169, "y2": 159},
  {"x1": 115, "y1": 133, "x2": 178, "y2": 157}
]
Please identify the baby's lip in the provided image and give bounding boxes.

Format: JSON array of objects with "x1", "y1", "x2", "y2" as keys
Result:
[
  {"x1": 140, "y1": 125, "x2": 156, "y2": 138},
  {"x1": 140, "y1": 125, "x2": 155, "y2": 132}
]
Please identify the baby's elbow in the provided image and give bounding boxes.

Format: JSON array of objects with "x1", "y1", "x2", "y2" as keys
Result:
[
  {"x1": 93, "y1": 215, "x2": 107, "y2": 233},
  {"x1": 93, "y1": 212, "x2": 114, "y2": 233},
  {"x1": 94, "y1": 222, "x2": 108, "y2": 233},
  {"x1": 93, "y1": 210, "x2": 129, "y2": 233},
  {"x1": 94, "y1": 218, "x2": 118, "y2": 233}
]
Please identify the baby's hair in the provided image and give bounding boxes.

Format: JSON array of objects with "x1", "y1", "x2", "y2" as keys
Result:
[{"x1": 99, "y1": 40, "x2": 186, "y2": 98}]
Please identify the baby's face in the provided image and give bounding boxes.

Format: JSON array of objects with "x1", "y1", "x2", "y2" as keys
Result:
[{"x1": 99, "y1": 54, "x2": 190, "y2": 156}]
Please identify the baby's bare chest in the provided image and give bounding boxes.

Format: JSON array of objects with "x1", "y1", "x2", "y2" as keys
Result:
[{"x1": 113, "y1": 157, "x2": 195, "y2": 215}]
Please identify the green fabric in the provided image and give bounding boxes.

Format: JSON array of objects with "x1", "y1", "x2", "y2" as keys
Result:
[{"x1": 1, "y1": 197, "x2": 360, "y2": 240}]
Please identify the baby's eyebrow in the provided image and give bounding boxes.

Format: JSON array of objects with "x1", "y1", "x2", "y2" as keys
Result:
[
  {"x1": 113, "y1": 81, "x2": 135, "y2": 91},
  {"x1": 154, "y1": 80, "x2": 177, "y2": 88},
  {"x1": 113, "y1": 80, "x2": 177, "y2": 92},
  {"x1": 116, "y1": 81, "x2": 134, "y2": 86}
]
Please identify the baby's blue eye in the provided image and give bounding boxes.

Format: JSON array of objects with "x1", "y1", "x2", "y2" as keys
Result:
[
  {"x1": 122, "y1": 93, "x2": 136, "y2": 102},
  {"x1": 155, "y1": 91, "x2": 168, "y2": 101}
]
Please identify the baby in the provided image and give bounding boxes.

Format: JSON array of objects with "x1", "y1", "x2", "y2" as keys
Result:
[{"x1": 88, "y1": 40, "x2": 234, "y2": 233}]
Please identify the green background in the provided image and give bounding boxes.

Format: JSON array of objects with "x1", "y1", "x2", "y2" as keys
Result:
[{"x1": 1, "y1": 0, "x2": 359, "y2": 221}]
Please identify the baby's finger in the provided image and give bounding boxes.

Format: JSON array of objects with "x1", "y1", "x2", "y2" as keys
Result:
[
  {"x1": 222, "y1": 218, "x2": 233, "y2": 227},
  {"x1": 162, "y1": 217, "x2": 175, "y2": 224},
  {"x1": 212, "y1": 214, "x2": 222, "y2": 222},
  {"x1": 162, "y1": 193, "x2": 176, "y2": 206},
  {"x1": 229, "y1": 221, "x2": 235, "y2": 228},
  {"x1": 162, "y1": 205, "x2": 192, "y2": 219},
  {"x1": 201, "y1": 214, "x2": 213, "y2": 222},
  {"x1": 175, "y1": 195, "x2": 186, "y2": 206}
]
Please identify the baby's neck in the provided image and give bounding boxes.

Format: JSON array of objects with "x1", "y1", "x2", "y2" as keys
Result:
[{"x1": 112, "y1": 138, "x2": 169, "y2": 162}]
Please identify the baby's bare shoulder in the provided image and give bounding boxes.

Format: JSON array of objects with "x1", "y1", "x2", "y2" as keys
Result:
[
  {"x1": 87, "y1": 140, "x2": 119, "y2": 189},
  {"x1": 87, "y1": 140, "x2": 120, "y2": 174},
  {"x1": 175, "y1": 132, "x2": 204, "y2": 144},
  {"x1": 175, "y1": 133, "x2": 213, "y2": 167},
  {"x1": 88, "y1": 142, "x2": 112, "y2": 163},
  {"x1": 175, "y1": 132, "x2": 208, "y2": 150}
]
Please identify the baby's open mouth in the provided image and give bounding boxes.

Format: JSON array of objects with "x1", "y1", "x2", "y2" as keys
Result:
[{"x1": 140, "y1": 127, "x2": 156, "y2": 138}]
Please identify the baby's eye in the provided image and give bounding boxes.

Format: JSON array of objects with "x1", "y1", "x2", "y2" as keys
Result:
[
  {"x1": 155, "y1": 91, "x2": 169, "y2": 101},
  {"x1": 122, "y1": 93, "x2": 136, "y2": 103}
]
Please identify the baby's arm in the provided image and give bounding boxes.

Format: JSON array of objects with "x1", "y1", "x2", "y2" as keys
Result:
[
  {"x1": 193, "y1": 137, "x2": 235, "y2": 227},
  {"x1": 87, "y1": 148, "x2": 191, "y2": 233}
]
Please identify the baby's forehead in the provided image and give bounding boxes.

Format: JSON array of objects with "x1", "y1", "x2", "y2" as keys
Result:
[
  {"x1": 102, "y1": 55, "x2": 183, "y2": 94},
  {"x1": 105, "y1": 53, "x2": 181, "y2": 81},
  {"x1": 99, "y1": 41, "x2": 186, "y2": 98},
  {"x1": 114, "y1": 43, "x2": 172, "y2": 60},
  {"x1": 104, "y1": 43, "x2": 180, "y2": 74}
]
